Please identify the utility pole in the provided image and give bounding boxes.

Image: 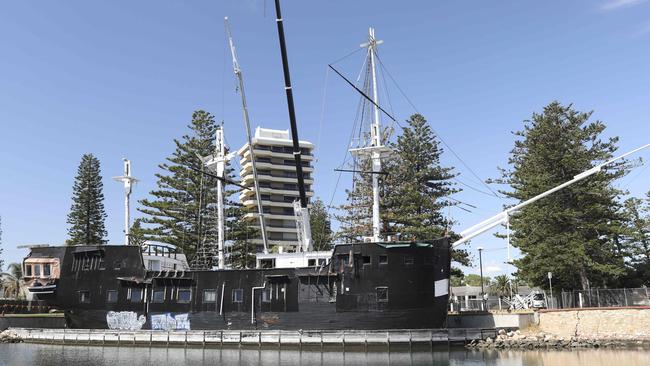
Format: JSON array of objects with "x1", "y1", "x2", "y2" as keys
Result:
[
  {"x1": 113, "y1": 159, "x2": 138, "y2": 246},
  {"x1": 224, "y1": 17, "x2": 269, "y2": 253},
  {"x1": 478, "y1": 246, "x2": 485, "y2": 311}
]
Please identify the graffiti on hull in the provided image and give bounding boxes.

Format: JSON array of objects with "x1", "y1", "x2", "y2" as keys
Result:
[
  {"x1": 106, "y1": 311, "x2": 146, "y2": 330},
  {"x1": 151, "y1": 313, "x2": 190, "y2": 330}
]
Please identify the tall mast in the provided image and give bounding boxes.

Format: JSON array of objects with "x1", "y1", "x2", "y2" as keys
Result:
[
  {"x1": 273, "y1": 0, "x2": 312, "y2": 252},
  {"x1": 113, "y1": 159, "x2": 138, "y2": 245},
  {"x1": 362, "y1": 27, "x2": 384, "y2": 242},
  {"x1": 198, "y1": 125, "x2": 229, "y2": 269},
  {"x1": 224, "y1": 17, "x2": 269, "y2": 254}
]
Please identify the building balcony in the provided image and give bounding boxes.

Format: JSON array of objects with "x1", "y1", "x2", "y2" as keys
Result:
[
  {"x1": 240, "y1": 148, "x2": 314, "y2": 163},
  {"x1": 239, "y1": 188, "x2": 314, "y2": 201},
  {"x1": 240, "y1": 173, "x2": 313, "y2": 185}
]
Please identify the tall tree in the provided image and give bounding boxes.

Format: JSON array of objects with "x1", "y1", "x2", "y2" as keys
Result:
[
  {"x1": 310, "y1": 198, "x2": 333, "y2": 251},
  {"x1": 493, "y1": 102, "x2": 629, "y2": 290},
  {"x1": 383, "y1": 114, "x2": 459, "y2": 239},
  {"x1": 138, "y1": 111, "x2": 221, "y2": 261},
  {"x1": 383, "y1": 114, "x2": 470, "y2": 268},
  {"x1": 618, "y1": 194, "x2": 650, "y2": 286},
  {"x1": 128, "y1": 218, "x2": 148, "y2": 246},
  {"x1": 66, "y1": 153, "x2": 107, "y2": 245}
]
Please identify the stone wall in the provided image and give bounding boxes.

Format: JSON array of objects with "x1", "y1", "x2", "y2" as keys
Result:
[{"x1": 538, "y1": 307, "x2": 650, "y2": 339}]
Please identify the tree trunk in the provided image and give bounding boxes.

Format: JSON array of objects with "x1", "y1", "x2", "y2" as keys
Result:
[{"x1": 579, "y1": 266, "x2": 590, "y2": 290}]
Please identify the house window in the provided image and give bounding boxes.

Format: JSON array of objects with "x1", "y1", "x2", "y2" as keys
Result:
[
  {"x1": 404, "y1": 256, "x2": 414, "y2": 265},
  {"x1": 232, "y1": 289, "x2": 244, "y2": 303},
  {"x1": 25, "y1": 265, "x2": 32, "y2": 277},
  {"x1": 106, "y1": 290, "x2": 118, "y2": 303},
  {"x1": 376, "y1": 287, "x2": 388, "y2": 302},
  {"x1": 362, "y1": 256, "x2": 371, "y2": 265},
  {"x1": 79, "y1": 290, "x2": 91, "y2": 304},
  {"x1": 378, "y1": 255, "x2": 388, "y2": 264},
  {"x1": 178, "y1": 289, "x2": 191, "y2": 303},
  {"x1": 34, "y1": 265, "x2": 41, "y2": 277},
  {"x1": 129, "y1": 288, "x2": 142, "y2": 303},
  {"x1": 152, "y1": 289, "x2": 165, "y2": 303},
  {"x1": 203, "y1": 289, "x2": 217, "y2": 303},
  {"x1": 43, "y1": 264, "x2": 51, "y2": 276},
  {"x1": 262, "y1": 289, "x2": 271, "y2": 303}
]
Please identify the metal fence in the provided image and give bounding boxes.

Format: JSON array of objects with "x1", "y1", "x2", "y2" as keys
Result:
[{"x1": 559, "y1": 288, "x2": 650, "y2": 309}]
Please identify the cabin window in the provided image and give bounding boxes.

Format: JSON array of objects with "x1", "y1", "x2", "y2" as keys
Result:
[
  {"x1": 106, "y1": 290, "x2": 118, "y2": 303},
  {"x1": 43, "y1": 264, "x2": 51, "y2": 277},
  {"x1": 362, "y1": 256, "x2": 371, "y2": 265},
  {"x1": 232, "y1": 289, "x2": 244, "y2": 303},
  {"x1": 128, "y1": 288, "x2": 142, "y2": 303},
  {"x1": 203, "y1": 289, "x2": 217, "y2": 303},
  {"x1": 25, "y1": 265, "x2": 32, "y2": 277},
  {"x1": 152, "y1": 289, "x2": 165, "y2": 303},
  {"x1": 34, "y1": 264, "x2": 41, "y2": 277},
  {"x1": 318, "y1": 258, "x2": 326, "y2": 266},
  {"x1": 308, "y1": 259, "x2": 316, "y2": 266},
  {"x1": 177, "y1": 289, "x2": 191, "y2": 303},
  {"x1": 376, "y1": 287, "x2": 388, "y2": 302},
  {"x1": 262, "y1": 289, "x2": 271, "y2": 303},
  {"x1": 404, "y1": 256, "x2": 414, "y2": 265},
  {"x1": 378, "y1": 255, "x2": 388, "y2": 265},
  {"x1": 79, "y1": 290, "x2": 91, "y2": 304}
]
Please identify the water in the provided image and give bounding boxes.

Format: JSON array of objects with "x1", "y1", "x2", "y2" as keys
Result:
[{"x1": 1, "y1": 344, "x2": 650, "y2": 366}]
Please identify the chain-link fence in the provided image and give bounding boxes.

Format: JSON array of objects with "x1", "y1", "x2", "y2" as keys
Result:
[{"x1": 559, "y1": 288, "x2": 650, "y2": 308}]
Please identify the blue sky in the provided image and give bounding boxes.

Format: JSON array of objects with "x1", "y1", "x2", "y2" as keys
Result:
[{"x1": 1, "y1": 0, "x2": 649, "y2": 278}]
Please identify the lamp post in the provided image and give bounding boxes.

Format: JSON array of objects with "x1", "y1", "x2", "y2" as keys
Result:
[{"x1": 478, "y1": 246, "x2": 485, "y2": 311}]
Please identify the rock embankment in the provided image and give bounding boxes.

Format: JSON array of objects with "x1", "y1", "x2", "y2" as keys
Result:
[
  {"x1": 466, "y1": 329, "x2": 628, "y2": 350},
  {"x1": 0, "y1": 329, "x2": 23, "y2": 343}
]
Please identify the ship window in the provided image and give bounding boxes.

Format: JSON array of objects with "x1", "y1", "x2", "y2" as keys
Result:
[
  {"x1": 106, "y1": 290, "x2": 118, "y2": 303},
  {"x1": 262, "y1": 289, "x2": 271, "y2": 303},
  {"x1": 376, "y1": 287, "x2": 388, "y2": 302},
  {"x1": 129, "y1": 288, "x2": 142, "y2": 303},
  {"x1": 308, "y1": 259, "x2": 316, "y2": 266},
  {"x1": 25, "y1": 265, "x2": 32, "y2": 277},
  {"x1": 152, "y1": 289, "x2": 165, "y2": 303},
  {"x1": 232, "y1": 289, "x2": 244, "y2": 303},
  {"x1": 43, "y1": 264, "x2": 51, "y2": 276},
  {"x1": 203, "y1": 289, "x2": 217, "y2": 303},
  {"x1": 378, "y1": 255, "x2": 388, "y2": 264},
  {"x1": 177, "y1": 289, "x2": 191, "y2": 303},
  {"x1": 79, "y1": 290, "x2": 91, "y2": 304},
  {"x1": 404, "y1": 256, "x2": 414, "y2": 265},
  {"x1": 34, "y1": 264, "x2": 41, "y2": 277},
  {"x1": 318, "y1": 258, "x2": 326, "y2": 266},
  {"x1": 362, "y1": 256, "x2": 371, "y2": 265}
]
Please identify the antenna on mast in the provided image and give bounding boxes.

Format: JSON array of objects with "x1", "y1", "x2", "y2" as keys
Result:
[{"x1": 113, "y1": 158, "x2": 138, "y2": 246}]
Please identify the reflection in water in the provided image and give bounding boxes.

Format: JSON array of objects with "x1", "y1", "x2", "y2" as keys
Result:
[{"x1": 1, "y1": 344, "x2": 650, "y2": 366}]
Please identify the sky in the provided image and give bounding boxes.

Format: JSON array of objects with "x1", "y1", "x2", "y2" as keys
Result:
[{"x1": 1, "y1": 0, "x2": 649, "y2": 278}]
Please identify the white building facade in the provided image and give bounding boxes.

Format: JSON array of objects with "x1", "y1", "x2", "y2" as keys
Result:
[{"x1": 238, "y1": 127, "x2": 315, "y2": 253}]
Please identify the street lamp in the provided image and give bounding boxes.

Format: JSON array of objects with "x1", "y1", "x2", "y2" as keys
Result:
[{"x1": 478, "y1": 246, "x2": 485, "y2": 311}]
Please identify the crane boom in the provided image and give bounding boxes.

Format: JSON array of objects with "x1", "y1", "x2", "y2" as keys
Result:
[{"x1": 224, "y1": 17, "x2": 270, "y2": 254}]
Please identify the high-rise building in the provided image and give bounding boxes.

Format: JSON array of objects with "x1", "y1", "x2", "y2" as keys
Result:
[{"x1": 238, "y1": 127, "x2": 314, "y2": 252}]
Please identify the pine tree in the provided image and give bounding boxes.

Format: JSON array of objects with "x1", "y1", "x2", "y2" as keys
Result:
[
  {"x1": 66, "y1": 153, "x2": 107, "y2": 245},
  {"x1": 128, "y1": 218, "x2": 148, "y2": 246},
  {"x1": 310, "y1": 198, "x2": 333, "y2": 251},
  {"x1": 493, "y1": 102, "x2": 629, "y2": 290},
  {"x1": 383, "y1": 114, "x2": 459, "y2": 239},
  {"x1": 618, "y1": 194, "x2": 650, "y2": 286},
  {"x1": 138, "y1": 111, "x2": 221, "y2": 261},
  {"x1": 227, "y1": 205, "x2": 258, "y2": 269}
]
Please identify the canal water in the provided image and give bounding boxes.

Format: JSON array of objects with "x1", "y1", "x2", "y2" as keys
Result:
[{"x1": 1, "y1": 343, "x2": 650, "y2": 365}]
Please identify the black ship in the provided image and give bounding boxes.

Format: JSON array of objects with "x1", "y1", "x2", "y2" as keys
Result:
[{"x1": 22, "y1": 241, "x2": 451, "y2": 330}]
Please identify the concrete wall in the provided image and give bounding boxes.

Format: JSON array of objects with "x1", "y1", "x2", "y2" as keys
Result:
[
  {"x1": 538, "y1": 307, "x2": 650, "y2": 339},
  {"x1": 447, "y1": 313, "x2": 534, "y2": 329}
]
